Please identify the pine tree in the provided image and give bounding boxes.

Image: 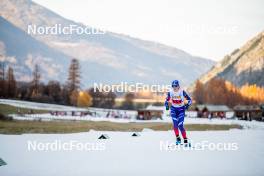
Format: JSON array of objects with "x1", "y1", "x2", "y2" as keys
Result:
[
  {"x1": 67, "y1": 58, "x2": 81, "y2": 92},
  {"x1": 31, "y1": 64, "x2": 41, "y2": 96},
  {"x1": 0, "y1": 62, "x2": 6, "y2": 97},
  {"x1": 7, "y1": 66, "x2": 16, "y2": 98},
  {"x1": 67, "y1": 58, "x2": 81, "y2": 105},
  {"x1": 0, "y1": 62, "x2": 4, "y2": 80}
]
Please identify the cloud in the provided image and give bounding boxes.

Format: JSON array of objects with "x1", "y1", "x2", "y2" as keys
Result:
[
  {"x1": 24, "y1": 53, "x2": 63, "y2": 80},
  {"x1": 0, "y1": 41, "x2": 17, "y2": 64}
]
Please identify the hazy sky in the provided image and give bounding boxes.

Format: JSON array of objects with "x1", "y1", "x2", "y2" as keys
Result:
[{"x1": 34, "y1": 0, "x2": 264, "y2": 61}]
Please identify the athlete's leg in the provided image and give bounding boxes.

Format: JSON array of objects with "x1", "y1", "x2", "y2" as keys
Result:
[
  {"x1": 170, "y1": 107, "x2": 179, "y2": 137},
  {"x1": 177, "y1": 108, "x2": 187, "y2": 139}
]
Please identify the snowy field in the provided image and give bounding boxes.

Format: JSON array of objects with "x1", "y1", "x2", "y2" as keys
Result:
[
  {"x1": 1, "y1": 99, "x2": 264, "y2": 175},
  {"x1": 0, "y1": 99, "x2": 137, "y2": 115},
  {"x1": 0, "y1": 99, "x2": 92, "y2": 111},
  {"x1": 8, "y1": 113, "x2": 264, "y2": 130},
  {"x1": 0, "y1": 99, "x2": 137, "y2": 119},
  {"x1": 1, "y1": 99, "x2": 264, "y2": 130},
  {"x1": 0, "y1": 129, "x2": 264, "y2": 176}
]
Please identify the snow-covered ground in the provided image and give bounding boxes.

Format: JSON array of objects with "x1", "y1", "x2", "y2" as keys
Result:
[
  {"x1": 0, "y1": 99, "x2": 137, "y2": 116},
  {"x1": 0, "y1": 99, "x2": 89, "y2": 111},
  {"x1": 0, "y1": 98, "x2": 138, "y2": 121},
  {"x1": 0, "y1": 129, "x2": 264, "y2": 176},
  {"x1": 1, "y1": 99, "x2": 264, "y2": 175},
  {"x1": 2, "y1": 99, "x2": 264, "y2": 130},
  {"x1": 9, "y1": 113, "x2": 264, "y2": 130}
]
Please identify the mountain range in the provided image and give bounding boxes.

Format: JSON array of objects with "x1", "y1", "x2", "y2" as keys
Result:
[
  {"x1": 0, "y1": 0, "x2": 214, "y2": 87},
  {"x1": 198, "y1": 31, "x2": 264, "y2": 87}
]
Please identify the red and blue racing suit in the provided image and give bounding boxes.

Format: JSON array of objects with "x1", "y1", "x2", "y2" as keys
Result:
[{"x1": 165, "y1": 89, "x2": 192, "y2": 139}]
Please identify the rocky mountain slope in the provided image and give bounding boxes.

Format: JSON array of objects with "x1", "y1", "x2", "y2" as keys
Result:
[
  {"x1": 198, "y1": 31, "x2": 264, "y2": 87},
  {"x1": 0, "y1": 0, "x2": 214, "y2": 87}
]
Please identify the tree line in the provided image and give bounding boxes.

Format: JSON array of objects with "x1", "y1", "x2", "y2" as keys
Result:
[
  {"x1": 2, "y1": 59, "x2": 263, "y2": 109},
  {"x1": 0, "y1": 63, "x2": 16, "y2": 98},
  {"x1": 0, "y1": 59, "x2": 84, "y2": 106},
  {"x1": 0, "y1": 59, "x2": 137, "y2": 109},
  {"x1": 193, "y1": 78, "x2": 264, "y2": 107}
]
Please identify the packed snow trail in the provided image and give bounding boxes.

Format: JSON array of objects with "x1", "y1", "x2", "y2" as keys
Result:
[{"x1": 0, "y1": 130, "x2": 264, "y2": 176}]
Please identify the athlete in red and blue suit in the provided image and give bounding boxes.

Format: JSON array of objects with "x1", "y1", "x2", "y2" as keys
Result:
[{"x1": 165, "y1": 80, "x2": 192, "y2": 145}]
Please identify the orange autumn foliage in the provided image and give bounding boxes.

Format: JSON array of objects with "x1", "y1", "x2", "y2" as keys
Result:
[
  {"x1": 193, "y1": 78, "x2": 264, "y2": 107},
  {"x1": 240, "y1": 84, "x2": 264, "y2": 103}
]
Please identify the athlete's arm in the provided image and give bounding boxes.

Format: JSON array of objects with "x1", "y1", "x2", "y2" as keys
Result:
[
  {"x1": 183, "y1": 90, "x2": 192, "y2": 109},
  {"x1": 164, "y1": 92, "x2": 170, "y2": 110}
]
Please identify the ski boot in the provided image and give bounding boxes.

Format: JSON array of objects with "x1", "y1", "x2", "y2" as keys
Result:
[
  {"x1": 184, "y1": 138, "x2": 191, "y2": 147},
  {"x1": 176, "y1": 136, "x2": 181, "y2": 145}
]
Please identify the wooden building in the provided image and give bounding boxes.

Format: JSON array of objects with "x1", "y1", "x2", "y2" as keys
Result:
[
  {"x1": 137, "y1": 105, "x2": 163, "y2": 120},
  {"x1": 195, "y1": 104, "x2": 232, "y2": 119},
  {"x1": 233, "y1": 105, "x2": 262, "y2": 121},
  {"x1": 261, "y1": 104, "x2": 264, "y2": 117}
]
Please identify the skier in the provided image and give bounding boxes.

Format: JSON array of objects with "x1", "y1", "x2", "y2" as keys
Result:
[{"x1": 165, "y1": 80, "x2": 192, "y2": 145}]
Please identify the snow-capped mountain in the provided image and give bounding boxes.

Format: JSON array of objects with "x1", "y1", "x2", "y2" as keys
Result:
[
  {"x1": 0, "y1": 0, "x2": 214, "y2": 87},
  {"x1": 198, "y1": 31, "x2": 264, "y2": 87}
]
